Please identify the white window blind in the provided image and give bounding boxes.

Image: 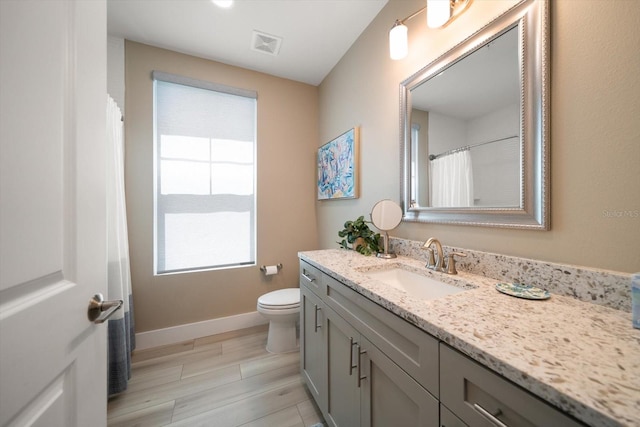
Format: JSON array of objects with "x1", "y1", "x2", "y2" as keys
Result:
[{"x1": 153, "y1": 71, "x2": 257, "y2": 274}]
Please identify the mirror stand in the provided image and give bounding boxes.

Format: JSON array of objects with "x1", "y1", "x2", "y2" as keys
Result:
[{"x1": 377, "y1": 231, "x2": 396, "y2": 259}]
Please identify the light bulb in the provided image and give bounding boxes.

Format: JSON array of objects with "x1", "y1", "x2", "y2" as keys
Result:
[
  {"x1": 389, "y1": 23, "x2": 408, "y2": 60},
  {"x1": 427, "y1": 0, "x2": 451, "y2": 29}
]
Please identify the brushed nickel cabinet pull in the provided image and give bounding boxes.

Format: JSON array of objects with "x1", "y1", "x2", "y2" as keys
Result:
[
  {"x1": 302, "y1": 270, "x2": 316, "y2": 283},
  {"x1": 473, "y1": 403, "x2": 508, "y2": 427},
  {"x1": 349, "y1": 337, "x2": 357, "y2": 375},
  {"x1": 357, "y1": 345, "x2": 367, "y2": 388},
  {"x1": 314, "y1": 305, "x2": 321, "y2": 332}
]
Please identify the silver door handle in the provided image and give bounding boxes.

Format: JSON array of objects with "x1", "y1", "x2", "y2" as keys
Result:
[{"x1": 88, "y1": 293, "x2": 123, "y2": 324}]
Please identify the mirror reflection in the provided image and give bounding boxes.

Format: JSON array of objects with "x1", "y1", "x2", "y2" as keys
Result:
[{"x1": 410, "y1": 26, "x2": 520, "y2": 209}]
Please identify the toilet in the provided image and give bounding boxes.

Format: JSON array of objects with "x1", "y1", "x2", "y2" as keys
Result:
[{"x1": 257, "y1": 288, "x2": 300, "y2": 353}]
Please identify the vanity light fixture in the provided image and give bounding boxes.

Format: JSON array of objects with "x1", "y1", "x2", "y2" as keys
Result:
[{"x1": 390, "y1": 0, "x2": 472, "y2": 60}]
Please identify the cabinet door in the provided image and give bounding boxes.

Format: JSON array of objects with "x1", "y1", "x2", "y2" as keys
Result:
[
  {"x1": 301, "y1": 284, "x2": 327, "y2": 412},
  {"x1": 360, "y1": 337, "x2": 439, "y2": 427},
  {"x1": 325, "y1": 306, "x2": 361, "y2": 427}
]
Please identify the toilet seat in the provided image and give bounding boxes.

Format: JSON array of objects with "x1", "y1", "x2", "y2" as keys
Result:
[
  {"x1": 256, "y1": 305, "x2": 300, "y2": 316},
  {"x1": 258, "y1": 302, "x2": 300, "y2": 310},
  {"x1": 257, "y1": 288, "x2": 300, "y2": 310}
]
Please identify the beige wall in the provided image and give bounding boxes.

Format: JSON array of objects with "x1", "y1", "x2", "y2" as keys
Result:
[
  {"x1": 318, "y1": 0, "x2": 640, "y2": 273},
  {"x1": 125, "y1": 41, "x2": 319, "y2": 332}
]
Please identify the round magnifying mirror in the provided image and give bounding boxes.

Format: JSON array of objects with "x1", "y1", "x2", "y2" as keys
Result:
[
  {"x1": 371, "y1": 200, "x2": 403, "y2": 231},
  {"x1": 370, "y1": 200, "x2": 402, "y2": 258}
]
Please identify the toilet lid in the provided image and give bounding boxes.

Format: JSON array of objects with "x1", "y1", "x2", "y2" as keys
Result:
[{"x1": 258, "y1": 288, "x2": 300, "y2": 309}]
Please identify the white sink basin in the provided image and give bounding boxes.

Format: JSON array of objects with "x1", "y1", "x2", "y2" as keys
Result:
[{"x1": 366, "y1": 268, "x2": 467, "y2": 300}]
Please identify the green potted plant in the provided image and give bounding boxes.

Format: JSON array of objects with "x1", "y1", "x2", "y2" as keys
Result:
[{"x1": 337, "y1": 216, "x2": 381, "y2": 256}]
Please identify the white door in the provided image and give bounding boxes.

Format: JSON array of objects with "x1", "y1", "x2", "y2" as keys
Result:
[{"x1": 0, "y1": 1, "x2": 108, "y2": 426}]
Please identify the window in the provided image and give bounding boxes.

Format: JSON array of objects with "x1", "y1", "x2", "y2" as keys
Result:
[
  {"x1": 410, "y1": 123, "x2": 420, "y2": 206},
  {"x1": 153, "y1": 72, "x2": 257, "y2": 274}
]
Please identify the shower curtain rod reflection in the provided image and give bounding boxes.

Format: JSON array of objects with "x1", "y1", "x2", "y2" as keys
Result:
[{"x1": 429, "y1": 135, "x2": 518, "y2": 160}]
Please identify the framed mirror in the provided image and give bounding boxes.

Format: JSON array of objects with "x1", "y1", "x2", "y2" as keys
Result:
[{"x1": 400, "y1": 0, "x2": 549, "y2": 229}]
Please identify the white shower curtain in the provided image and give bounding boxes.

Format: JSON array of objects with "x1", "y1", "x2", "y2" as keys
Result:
[
  {"x1": 430, "y1": 149, "x2": 474, "y2": 207},
  {"x1": 106, "y1": 95, "x2": 135, "y2": 396}
]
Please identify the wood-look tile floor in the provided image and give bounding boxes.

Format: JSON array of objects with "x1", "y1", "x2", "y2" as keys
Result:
[{"x1": 107, "y1": 325, "x2": 325, "y2": 427}]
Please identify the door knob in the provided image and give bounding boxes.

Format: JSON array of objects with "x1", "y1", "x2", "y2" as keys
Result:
[{"x1": 87, "y1": 293, "x2": 123, "y2": 324}]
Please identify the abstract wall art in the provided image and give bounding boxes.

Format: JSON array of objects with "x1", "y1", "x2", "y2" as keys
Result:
[{"x1": 317, "y1": 127, "x2": 360, "y2": 200}]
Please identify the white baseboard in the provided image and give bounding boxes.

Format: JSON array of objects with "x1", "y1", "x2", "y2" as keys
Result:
[{"x1": 135, "y1": 311, "x2": 268, "y2": 350}]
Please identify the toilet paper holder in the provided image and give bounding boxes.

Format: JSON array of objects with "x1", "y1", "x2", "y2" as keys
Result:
[{"x1": 260, "y1": 263, "x2": 283, "y2": 274}]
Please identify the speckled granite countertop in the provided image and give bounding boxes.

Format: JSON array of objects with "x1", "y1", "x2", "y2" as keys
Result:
[{"x1": 299, "y1": 249, "x2": 640, "y2": 427}]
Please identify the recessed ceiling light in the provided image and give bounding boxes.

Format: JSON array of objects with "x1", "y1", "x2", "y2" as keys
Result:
[{"x1": 212, "y1": 0, "x2": 233, "y2": 9}]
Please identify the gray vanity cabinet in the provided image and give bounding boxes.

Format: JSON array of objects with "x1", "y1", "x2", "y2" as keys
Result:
[
  {"x1": 300, "y1": 259, "x2": 591, "y2": 427},
  {"x1": 324, "y1": 299, "x2": 438, "y2": 427},
  {"x1": 300, "y1": 260, "x2": 439, "y2": 427},
  {"x1": 323, "y1": 272, "x2": 440, "y2": 396}
]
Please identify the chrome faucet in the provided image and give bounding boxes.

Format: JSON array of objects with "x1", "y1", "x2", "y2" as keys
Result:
[
  {"x1": 422, "y1": 237, "x2": 445, "y2": 272},
  {"x1": 422, "y1": 237, "x2": 467, "y2": 274}
]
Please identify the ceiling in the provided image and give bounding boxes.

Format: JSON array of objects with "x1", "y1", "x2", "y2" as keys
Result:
[{"x1": 107, "y1": 0, "x2": 388, "y2": 86}]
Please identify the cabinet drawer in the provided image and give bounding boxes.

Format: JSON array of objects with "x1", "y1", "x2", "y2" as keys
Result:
[
  {"x1": 440, "y1": 344, "x2": 585, "y2": 427},
  {"x1": 323, "y1": 273, "x2": 439, "y2": 397},
  {"x1": 299, "y1": 260, "x2": 325, "y2": 297}
]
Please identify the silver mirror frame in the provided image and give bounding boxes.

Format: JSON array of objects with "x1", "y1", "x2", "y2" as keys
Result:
[{"x1": 400, "y1": 0, "x2": 549, "y2": 229}]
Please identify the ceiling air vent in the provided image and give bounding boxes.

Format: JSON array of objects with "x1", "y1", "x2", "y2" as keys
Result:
[{"x1": 251, "y1": 30, "x2": 282, "y2": 56}]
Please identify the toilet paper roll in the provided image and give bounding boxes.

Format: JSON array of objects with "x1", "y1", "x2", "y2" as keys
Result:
[{"x1": 265, "y1": 265, "x2": 279, "y2": 276}]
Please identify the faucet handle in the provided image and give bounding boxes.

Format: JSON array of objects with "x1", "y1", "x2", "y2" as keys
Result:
[
  {"x1": 446, "y1": 251, "x2": 467, "y2": 275},
  {"x1": 423, "y1": 247, "x2": 436, "y2": 269}
]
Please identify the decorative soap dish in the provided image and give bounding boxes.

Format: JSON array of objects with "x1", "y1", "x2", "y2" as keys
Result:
[{"x1": 495, "y1": 283, "x2": 551, "y2": 300}]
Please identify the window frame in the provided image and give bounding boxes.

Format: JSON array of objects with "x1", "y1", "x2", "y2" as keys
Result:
[{"x1": 152, "y1": 71, "x2": 257, "y2": 275}]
